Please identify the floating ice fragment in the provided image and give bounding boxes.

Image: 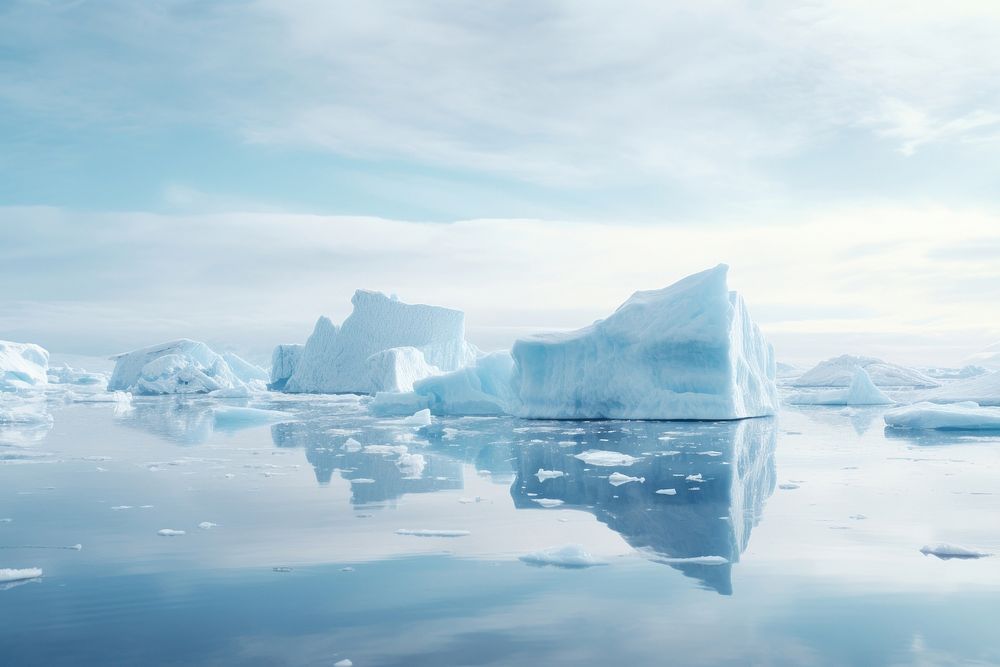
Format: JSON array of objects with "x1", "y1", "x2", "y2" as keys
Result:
[
  {"x1": 535, "y1": 469, "x2": 566, "y2": 481},
  {"x1": 334, "y1": 660, "x2": 353, "y2": 667},
  {"x1": 885, "y1": 402, "x2": 1000, "y2": 431},
  {"x1": 574, "y1": 450, "x2": 639, "y2": 467},
  {"x1": 531, "y1": 498, "x2": 564, "y2": 508},
  {"x1": 654, "y1": 555, "x2": 729, "y2": 565},
  {"x1": 400, "y1": 408, "x2": 432, "y2": 427},
  {"x1": 655, "y1": 489, "x2": 677, "y2": 496},
  {"x1": 608, "y1": 472, "x2": 644, "y2": 486},
  {"x1": 198, "y1": 522, "x2": 217, "y2": 530},
  {"x1": 0, "y1": 567, "x2": 42, "y2": 583},
  {"x1": 920, "y1": 543, "x2": 992, "y2": 559},
  {"x1": 779, "y1": 483, "x2": 800, "y2": 490},
  {"x1": 157, "y1": 529, "x2": 185, "y2": 537},
  {"x1": 685, "y1": 474, "x2": 704, "y2": 482},
  {"x1": 395, "y1": 529, "x2": 470, "y2": 537},
  {"x1": 519, "y1": 544, "x2": 607, "y2": 568}
]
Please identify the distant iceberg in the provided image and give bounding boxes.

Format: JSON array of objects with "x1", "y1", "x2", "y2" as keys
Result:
[
  {"x1": 512, "y1": 264, "x2": 777, "y2": 420},
  {"x1": 268, "y1": 344, "x2": 304, "y2": 391},
  {"x1": 794, "y1": 354, "x2": 938, "y2": 388},
  {"x1": 915, "y1": 371, "x2": 1000, "y2": 407},
  {"x1": 107, "y1": 339, "x2": 266, "y2": 395},
  {"x1": 884, "y1": 401, "x2": 1000, "y2": 431},
  {"x1": 788, "y1": 367, "x2": 893, "y2": 406},
  {"x1": 284, "y1": 290, "x2": 478, "y2": 394},
  {"x1": 0, "y1": 340, "x2": 49, "y2": 390}
]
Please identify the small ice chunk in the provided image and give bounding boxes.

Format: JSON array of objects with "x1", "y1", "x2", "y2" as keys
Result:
[
  {"x1": 519, "y1": 544, "x2": 607, "y2": 568},
  {"x1": 779, "y1": 483, "x2": 800, "y2": 490},
  {"x1": 608, "y1": 472, "x2": 644, "y2": 486},
  {"x1": 157, "y1": 529, "x2": 185, "y2": 536},
  {"x1": 401, "y1": 408, "x2": 432, "y2": 427},
  {"x1": 574, "y1": 450, "x2": 639, "y2": 467},
  {"x1": 343, "y1": 437, "x2": 362, "y2": 452},
  {"x1": 920, "y1": 543, "x2": 992, "y2": 559},
  {"x1": 685, "y1": 473, "x2": 704, "y2": 482},
  {"x1": 0, "y1": 567, "x2": 42, "y2": 583},
  {"x1": 535, "y1": 468, "x2": 566, "y2": 482},
  {"x1": 655, "y1": 488, "x2": 677, "y2": 496},
  {"x1": 198, "y1": 522, "x2": 218, "y2": 530},
  {"x1": 531, "y1": 498, "x2": 564, "y2": 508},
  {"x1": 395, "y1": 529, "x2": 470, "y2": 537},
  {"x1": 334, "y1": 660, "x2": 353, "y2": 667}
]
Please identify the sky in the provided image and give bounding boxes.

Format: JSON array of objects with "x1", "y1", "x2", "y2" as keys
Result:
[{"x1": 1, "y1": 0, "x2": 999, "y2": 367}]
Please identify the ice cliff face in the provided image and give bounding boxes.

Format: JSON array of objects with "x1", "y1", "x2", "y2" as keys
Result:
[
  {"x1": 269, "y1": 344, "x2": 304, "y2": 390},
  {"x1": 510, "y1": 264, "x2": 778, "y2": 420},
  {"x1": 284, "y1": 290, "x2": 479, "y2": 394}
]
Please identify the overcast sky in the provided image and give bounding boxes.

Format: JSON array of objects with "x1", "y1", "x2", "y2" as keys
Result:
[{"x1": 2, "y1": 1, "x2": 998, "y2": 366}]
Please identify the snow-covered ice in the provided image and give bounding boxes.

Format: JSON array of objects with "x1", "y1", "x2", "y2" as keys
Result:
[
  {"x1": 655, "y1": 488, "x2": 677, "y2": 495},
  {"x1": 531, "y1": 498, "x2": 565, "y2": 507},
  {"x1": 395, "y1": 529, "x2": 470, "y2": 537},
  {"x1": 884, "y1": 402, "x2": 1000, "y2": 431},
  {"x1": 0, "y1": 340, "x2": 49, "y2": 390},
  {"x1": 367, "y1": 346, "x2": 441, "y2": 393},
  {"x1": 535, "y1": 468, "x2": 566, "y2": 481},
  {"x1": 157, "y1": 529, "x2": 185, "y2": 536},
  {"x1": 284, "y1": 291, "x2": 478, "y2": 394},
  {"x1": 788, "y1": 367, "x2": 893, "y2": 406},
  {"x1": 400, "y1": 408, "x2": 432, "y2": 427},
  {"x1": 519, "y1": 544, "x2": 607, "y2": 568},
  {"x1": 511, "y1": 265, "x2": 778, "y2": 419},
  {"x1": 793, "y1": 354, "x2": 938, "y2": 388}
]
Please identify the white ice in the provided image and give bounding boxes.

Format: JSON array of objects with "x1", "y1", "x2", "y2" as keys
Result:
[
  {"x1": 395, "y1": 529, "x2": 470, "y2": 537},
  {"x1": 519, "y1": 544, "x2": 607, "y2": 568},
  {"x1": 108, "y1": 339, "x2": 255, "y2": 395},
  {"x1": 400, "y1": 408, "x2": 432, "y2": 427},
  {"x1": 531, "y1": 498, "x2": 565, "y2": 507},
  {"x1": 608, "y1": 472, "x2": 644, "y2": 486},
  {"x1": 655, "y1": 488, "x2": 677, "y2": 495},
  {"x1": 0, "y1": 340, "x2": 49, "y2": 390},
  {"x1": 920, "y1": 543, "x2": 992, "y2": 559},
  {"x1": 285, "y1": 290, "x2": 478, "y2": 394},
  {"x1": 511, "y1": 265, "x2": 778, "y2": 419},
  {"x1": 884, "y1": 402, "x2": 1000, "y2": 431},
  {"x1": 157, "y1": 529, "x2": 185, "y2": 536},
  {"x1": 574, "y1": 450, "x2": 640, "y2": 467},
  {"x1": 367, "y1": 346, "x2": 441, "y2": 393},
  {"x1": 535, "y1": 469, "x2": 566, "y2": 481},
  {"x1": 788, "y1": 367, "x2": 893, "y2": 406},
  {"x1": 0, "y1": 567, "x2": 43, "y2": 582},
  {"x1": 793, "y1": 354, "x2": 938, "y2": 388}
]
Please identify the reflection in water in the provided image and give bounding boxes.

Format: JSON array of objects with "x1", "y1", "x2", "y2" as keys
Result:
[
  {"x1": 115, "y1": 395, "x2": 776, "y2": 592},
  {"x1": 504, "y1": 419, "x2": 776, "y2": 594}
]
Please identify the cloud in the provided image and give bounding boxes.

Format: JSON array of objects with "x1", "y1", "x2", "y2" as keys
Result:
[{"x1": 0, "y1": 204, "x2": 997, "y2": 365}]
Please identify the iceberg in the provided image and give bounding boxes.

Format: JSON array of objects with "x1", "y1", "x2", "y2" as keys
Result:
[
  {"x1": 47, "y1": 365, "x2": 106, "y2": 386},
  {"x1": 220, "y1": 352, "x2": 269, "y2": 385},
  {"x1": 0, "y1": 340, "x2": 49, "y2": 390},
  {"x1": 794, "y1": 355, "x2": 938, "y2": 388},
  {"x1": 268, "y1": 344, "x2": 304, "y2": 390},
  {"x1": 788, "y1": 368, "x2": 893, "y2": 406},
  {"x1": 512, "y1": 265, "x2": 778, "y2": 420},
  {"x1": 285, "y1": 291, "x2": 478, "y2": 394},
  {"x1": 108, "y1": 339, "x2": 251, "y2": 395},
  {"x1": 916, "y1": 371, "x2": 1000, "y2": 407},
  {"x1": 884, "y1": 401, "x2": 1000, "y2": 431}
]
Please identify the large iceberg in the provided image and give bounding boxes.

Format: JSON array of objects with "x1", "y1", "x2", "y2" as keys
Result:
[
  {"x1": 884, "y1": 402, "x2": 1000, "y2": 431},
  {"x1": 511, "y1": 265, "x2": 778, "y2": 420},
  {"x1": 793, "y1": 355, "x2": 938, "y2": 388},
  {"x1": 788, "y1": 367, "x2": 893, "y2": 406},
  {"x1": 372, "y1": 351, "x2": 515, "y2": 416},
  {"x1": 916, "y1": 371, "x2": 1000, "y2": 407},
  {"x1": 0, "y1": 340, "x2": 49, "y2": 390},
  {"x1": 108, "y1": 339, "x2": 264, "y2": 395},
  {"x1": 284, "y1": 290, "x2": 478, "y2": 394},
  {"x1": 268, "y1": 344, "x2": 304, "y2": 390}
]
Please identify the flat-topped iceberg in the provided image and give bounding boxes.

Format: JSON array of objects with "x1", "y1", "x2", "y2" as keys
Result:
[
  {"x1": 884, "y1": 401, "x2": 1000, "y2": 431},
  {"x1": 794, "y1": 354, "x2": 938, "y2": 388},
  {"x1": 788, "y1": 367, "x2": 893, "y2": 406},
  {"x1": 0, "y1": 340, "x2": 49, "y2": 390},
  {"x1": 268, "y1": 344, "x2": 304, "y2": 390},
  {"x1": 511, "y1": 264, "x2": 778, "y2": 420},
  {"x1": 285, "y1": 290, "x2": 478, "y2": 394},
  {"x1": 108, "y1": 339, "x2": 265, "y2": 395}
]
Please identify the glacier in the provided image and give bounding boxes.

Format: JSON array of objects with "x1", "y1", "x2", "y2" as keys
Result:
[
  {"x1": 788, "y1": 367, "x2": 893, "y2": 406},
  {"x1": 284, "y1": 291, "x2": 478, "y2": 394},
  {"x1": 511, "y1": 264, "x2": 778, "y2": 420},
  {"x1": 793, "y1": 355, "x2": 938, "y2": 388},
  {"x1": 884, "y1": 402, "x2": 1000, "y2": 431},
  {"x1": 107, "y1": 339, "x2": 262, "y2": 395},
  {"x1": 0, "y1": 340, "x2": 50, "y2": 390},
  {"x1": 268, "y1": 344, "x2": 304, "y2": 390}
]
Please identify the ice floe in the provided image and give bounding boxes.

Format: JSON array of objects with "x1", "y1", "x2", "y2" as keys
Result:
[
  {"x1": 919, "y1": 543, "x2": 992, "y2": 559},
  {"x1": 0, "y1": 567, "x2": 43, "y2": 583},
  {"x1": 395, "y1": 529, "x2": 470, "y2": 537},
  {"x1": 0, "y1": 340, "x2": 49, "y2": 390},
  {"x1": 574, "y1": 450, "x2": 640, "y2": 467},
  {"x1": 519, "y1": 544, "x2": 607, "y2": 568},
  {"x1": 608, "y1": 472, "x2": 644, "y2": 486},
  {"x1": 884, "y1": 402, "x2": 1000, "y2": 431}
]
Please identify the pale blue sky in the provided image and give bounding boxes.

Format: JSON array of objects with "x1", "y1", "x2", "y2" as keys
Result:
[{"x1": 1, "y1": 1, "x2": 999, "y2": 364}]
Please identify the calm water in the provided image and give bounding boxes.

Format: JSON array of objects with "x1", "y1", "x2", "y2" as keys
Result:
[{"x1": 2, "y1": 393, "x2": 999, "y2": 666}]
